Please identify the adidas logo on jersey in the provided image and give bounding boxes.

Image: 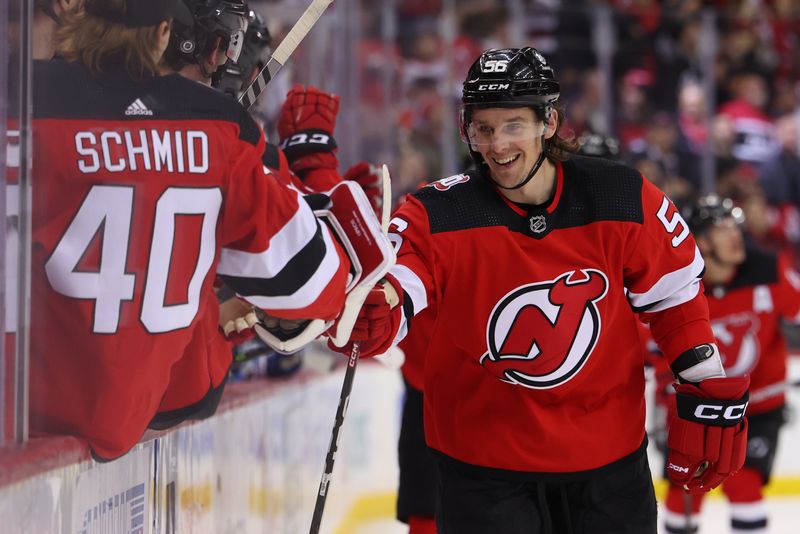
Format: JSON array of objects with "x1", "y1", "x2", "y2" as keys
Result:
[{"x1": 125, "y1": 98, "x2": 153, "y2": 116}]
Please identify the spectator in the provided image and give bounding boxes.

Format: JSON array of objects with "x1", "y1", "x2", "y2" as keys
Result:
[
  {"x1": 759, "y1": 112, "x2": 800, "y2": 208},
  {"x1": 717, "y1": 70, "x2": 778, "y2": 164}
]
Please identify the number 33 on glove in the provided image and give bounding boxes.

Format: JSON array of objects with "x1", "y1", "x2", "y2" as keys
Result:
[
  {"x1": 667, "y1": 374, "x2": 750, "y2": 493},
  {"x1": 278, "y1": 84, "x2": 339, "y2": 175}
]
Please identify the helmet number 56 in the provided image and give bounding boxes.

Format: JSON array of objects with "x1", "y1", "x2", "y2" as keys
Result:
[{"x1": 483, "y1": 59, "x2": 508, "y2": 73}]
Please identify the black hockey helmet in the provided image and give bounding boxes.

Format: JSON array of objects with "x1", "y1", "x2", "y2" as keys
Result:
[
  {"x1": 462, "y1": 47, "x2": 560, "y2": 110},
  {"x1": 164, "y1": 0, "x2": 249, "y2": 75},
  {"x1": 212, "y1": 9, "x2": 272, "y2": 98},
  {"x1": 460, "y1": 47, "x2": 561, "y2": 190},
  {"x1": 682, "y1": 194, "x2": 744, "y2": 235},
  {"x1": 577, "y1": 132, "x2": 620, "y2": 160}
]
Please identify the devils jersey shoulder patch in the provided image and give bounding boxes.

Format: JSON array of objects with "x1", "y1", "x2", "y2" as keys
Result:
[{"x1": 413, "y1": 170, "x2": 513, "y2": 234}]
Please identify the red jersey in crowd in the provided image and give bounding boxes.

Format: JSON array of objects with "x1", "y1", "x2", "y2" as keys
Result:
[
  {"x1": 386, "y1": 156, "x2": 714, "y2": 475},
  {"x1": 705, "y1": 248, "x2": 800, "y2": 414}
]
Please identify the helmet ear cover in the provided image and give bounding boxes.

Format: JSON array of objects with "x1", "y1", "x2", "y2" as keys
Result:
[{"x1": 166, "y1": 0, "x2": 249, "y2": 73}]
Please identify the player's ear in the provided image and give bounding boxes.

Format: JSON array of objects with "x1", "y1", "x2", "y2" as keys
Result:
[
  {"x1": 154, "y1": 20, "x2": 171, "y2": 61},
  {"x1": 544, "y1": 109, "x2": 558, "y2": 140},
  {"x1": 207, "y1": 36, "x2": 225, "y2": 68}
]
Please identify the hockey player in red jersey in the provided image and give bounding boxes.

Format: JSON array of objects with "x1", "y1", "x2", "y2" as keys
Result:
[
  {"x1": 26, "y1": 0, "x2": 366, "y2": 461},
  {"x1": 392, "y1": 130, "x2": 629, "y2": 534},
  {"x1": 330, "y1": 47, "x2": 750, "y2": 533},
  {"x1": 201, "y1": 10, "x2": 388, "y2": 354},
  {"x1": 660, "y1": 195, "x2": 800, "y2": 534}
]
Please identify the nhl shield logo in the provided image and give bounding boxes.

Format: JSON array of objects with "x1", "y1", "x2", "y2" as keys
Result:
[{"x1": 529, "y1": 215, "x2": 546, "y2": 234}]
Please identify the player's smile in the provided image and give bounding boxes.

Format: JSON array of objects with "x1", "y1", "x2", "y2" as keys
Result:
[{"x1": 469, "y1": 107, "x2": 542, "y2": 188}]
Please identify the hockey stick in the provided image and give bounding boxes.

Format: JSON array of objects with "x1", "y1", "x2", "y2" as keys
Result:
[
  {"x1": 682, "y1": 492, "x2": 693, "y2": 533},
  {"x1": 238, "y1": 0, "x2": 334, "y2": 109},
  {"x1": 749, "y1": 379, "x2": 800, "y2": 403},
  {"x1": 309, "y1": 165, "x2": 393, "y2": 534}
]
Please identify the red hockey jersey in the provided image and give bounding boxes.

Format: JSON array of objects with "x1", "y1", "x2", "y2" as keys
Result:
[
  {"x1": 387, "y1": 156, "x2": 714, "y2": 475},
  {"x1": 398, "y1": 307, "x2": 434, "y2": 391},
  {"x1": 705, "y1": 248, "x2": 800, "y2": 414},
  {"x1": 28, "y1": 61, "x2": 349, "y2": 459}
]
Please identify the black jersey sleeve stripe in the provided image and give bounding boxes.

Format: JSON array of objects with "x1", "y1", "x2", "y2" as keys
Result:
[{"x1": 218, "y1": 225, "x2": 327, "y2": 298}]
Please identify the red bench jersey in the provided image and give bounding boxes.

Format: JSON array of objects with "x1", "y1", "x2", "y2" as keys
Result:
[
  {"x1": 28, "y1": 61, "x2": 348, "y2": 459},
  {"x1": 387, "y1": 156, "x2": 714, "y2": 474},
  {"x1": 705, "y1": 249, "x2": 800, "y2": 414}
]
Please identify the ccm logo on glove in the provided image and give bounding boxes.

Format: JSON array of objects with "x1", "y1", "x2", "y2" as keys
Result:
[
  {"x1": 692, "y1": 403, "x2": 748, "y2": 421},
  {"x1": 667, "y1": 463, "x2": 690, "y2": 474},
  {"x1": 676, "y1": 391, "x2": 749, "y2": 427}
]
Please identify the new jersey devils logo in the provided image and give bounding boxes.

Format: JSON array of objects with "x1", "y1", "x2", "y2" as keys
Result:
[
  {"x1": 480, "y1": 270, "x2": 609, "y2": 389},
  {"x1": 711, "y1": 313, "x2": 760, "y2": 376}
]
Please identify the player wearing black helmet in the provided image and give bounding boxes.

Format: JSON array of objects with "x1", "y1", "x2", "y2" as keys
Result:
[
  {"x1": 212, "y1": 9, "x2": 271, "y2": 98},
  {"x1": 327, "y1": 47, "x2": 749, "y2": 533},
  {"x1": 460, "y1": 47, "x2": 575, "y2": 194},
  {"x1": 27, "y1": 0, "x2": 356, "y2": 461},
  {"x1": 683, "y1": 194, "x2": 745, "y2": 237},
  {"x1": 656, "y1": 195, "x2": 799, "y2": 534},
  {"x1": 163, "y1": 0, "x2": 249, "y2": 82}
]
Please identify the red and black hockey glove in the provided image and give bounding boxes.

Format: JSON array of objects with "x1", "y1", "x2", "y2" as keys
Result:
[
  {"x1": 344, "y1": 161, "x2": 383, "y2": 218},
  {"x1": 277, "y1": 84, "x2": 340, "y2": 187},
  {"x1": 666, "y1": 375, "x2": 750, "y2": 493},
  {"x1": 327, "y1": 275, "x2": 403, "y2": 358}
]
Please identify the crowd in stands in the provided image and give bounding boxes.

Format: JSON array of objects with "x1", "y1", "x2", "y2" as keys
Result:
[{"x1": 344, "y1": 0, "x2": 800, "y2": 267}]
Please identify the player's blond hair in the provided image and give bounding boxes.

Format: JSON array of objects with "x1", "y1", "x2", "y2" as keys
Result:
[{"x1": 55, "y1": 0, "x2": 164, "y2": 79}]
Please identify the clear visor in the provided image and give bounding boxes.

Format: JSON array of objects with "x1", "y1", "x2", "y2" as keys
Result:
[
  {"x1": 219, "y1": 12, "x2": 248, "y2": 62},
  {"x1": 459, "y1": 103, "x2": 545, "y2": 148}
]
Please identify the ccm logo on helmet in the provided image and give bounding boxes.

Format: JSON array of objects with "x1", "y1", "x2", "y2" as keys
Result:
[
  {"x1": 478, "y1": 83, "x2": 510, "y2": 91},
  {"x1": 694, "y1": 403, "x2": 748, "y2": 420}
]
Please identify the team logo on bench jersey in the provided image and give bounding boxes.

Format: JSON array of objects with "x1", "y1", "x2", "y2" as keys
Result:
[
  {"x1": 711, "y1": 313, "x2": 760, "y2": 376},
  {"x1": 480, "y1": 269, "x2": 608, "y2": 388}
]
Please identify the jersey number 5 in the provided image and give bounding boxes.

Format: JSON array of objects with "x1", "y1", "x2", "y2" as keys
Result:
[
  {"x1": 656, "y1": 196, "x2": 690, "y2": 247},
  {"x1": 45, "y1": 185, "x2": 222, "y2": 334}
]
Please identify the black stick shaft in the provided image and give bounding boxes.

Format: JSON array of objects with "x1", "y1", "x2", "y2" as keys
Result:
[{"x1": 309, "y1": 342, "x2": 360, "y2": 534}]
